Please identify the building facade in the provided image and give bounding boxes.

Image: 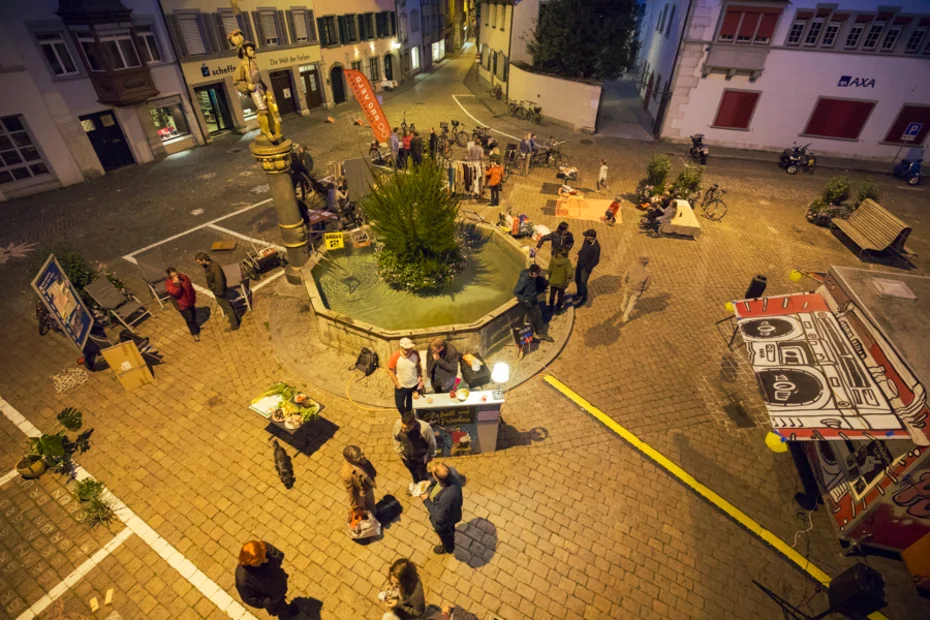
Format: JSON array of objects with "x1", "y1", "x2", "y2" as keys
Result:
[
  {"x1": 421, "y1": 0, "x2": 448, "y2": 70},
  {"x1": 158, "y1": 0, "x2": 324, "y2": 136},
  {"x1": 639, "y1": 0, "x2": 930, "y2": 160},
  {"x1": 475, "y1": 0, "x2": 539, "y2": 97},
  {"x1": 310, "y1": 0, "x2": 402, "y2": 108},
  {"x1": 0, "y1": 0, "x2": 204, "y2": 202},
  {"x1": 397, "y1": 0, "x2": 424, "y2": 78}
]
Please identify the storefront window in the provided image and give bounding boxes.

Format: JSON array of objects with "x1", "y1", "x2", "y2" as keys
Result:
[
  {"x1": 150, "y1": 103, "x2": 190, "y2": 142},
  {"x1": 431, "y1": 40, "x2": 445, "y2": 62},
  {"x1": 239, "y1": 91, "x2": 257, "y2": 120},
  {"x1": 411, "y1": 46, "x2": 420, "y2": 70}
]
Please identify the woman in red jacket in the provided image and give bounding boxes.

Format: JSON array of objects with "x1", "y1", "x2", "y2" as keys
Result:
[{"x1": 165, "y1": 267, "x2": 200, "y2": 341}]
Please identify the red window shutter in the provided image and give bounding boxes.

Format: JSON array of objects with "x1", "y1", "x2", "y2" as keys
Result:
[
  {"x1": 804, "y1": 99, "x2": 875, "y2": 139},
  {"x1": 738, "y1": 12, "x2": 761, "y2": 38},
  {"x1": 894, "y1": 17, "x2": 911, "y2": 26},
  {"x1": 797, "y1": 11, "x2": 814, "y2": 19},
  {"x1": 756, "y1": 14, "x2": 778, "y2": 40},
  {"x1": 713, "y1": 90, "x2": 761, "y2": 129},
  {"x1": 919, "y1": 18, "x2": 930, "y2": 27},
  {"x1": 831, "y1": 14, "x2": 849, "y2": 22},
  {"x1": 856, "y1": 15, "x2": 873, "y2": 23},
  {"x1": 816, "y1": 9, "x2": 832, "y2": 17},
  {"x1": 883, "y1": 105, "x2": 930, "y2": 145},
  {"x1": 719, "y1": 10, "x2": 741, "y2": 38}
]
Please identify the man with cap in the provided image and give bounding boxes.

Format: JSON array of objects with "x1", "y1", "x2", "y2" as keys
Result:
[
  {"x1": 387, "y1": 338, "x2": 423, "y2": 413},
  {"x1": 574, "y1": 229, "x2": 601, "y2": 307},
  {"x1": 621, "y1": 255, "x2": 652, "y2": 324}
]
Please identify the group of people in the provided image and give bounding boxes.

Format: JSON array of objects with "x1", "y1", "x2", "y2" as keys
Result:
[
  {"x1": 641, "y1": 191, "x2": 678, "y2": 235},
  {"x1": 390, "y1": 127, "x2": 425, "y2": 169},
  {"x1": 386, "y1": 337, "x2": 460, "y2": 413},
  {"x1": 518, "y1": 133, "x2": 562, "y2": 175}
]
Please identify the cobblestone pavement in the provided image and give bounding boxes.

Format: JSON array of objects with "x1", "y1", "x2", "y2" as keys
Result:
[{"x1": 1, "y1": 44, "x2": 930, "y2": 620}]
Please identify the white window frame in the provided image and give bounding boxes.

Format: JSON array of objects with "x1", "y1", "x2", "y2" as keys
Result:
[
  {"x1": 36, "y1": 32, "x2": 80, "y2": 76},
  {"x1": 820, "y1": 21, "x2": 841, "y2": 48},
  {"x1": 76, "y1": 33, "x2": 103, "y2": 71},
  {"x1": 803, "y1": 18, "x2": 824, "y2": 46},
  {"x1": 861, "y1": 21, "x2": 885, "y2": 50},
  {"x1": 259, "y1": 10, "x2": 279, "y2": 46},
  {"x1": 786, "y1": 19, "x2": 807, "y2": 46},
  {"x1": 880, "y1": 25, "x2": 902, "y2": 52},
  {"x1": 134, "y1": 26, "x2": 162, "y2": 64},
  {"x1": 844, "y1": 23, "x2": 865, "y2": 49},
  {"x1": 0, "y1": 115, "x2": 51, "y2": 186},
  {"x1": 98, "y1": 30, "x2": 141, "y2": 70},
  {"x1": 905, "y1": 28, "x2": 927, "y2": 54}
]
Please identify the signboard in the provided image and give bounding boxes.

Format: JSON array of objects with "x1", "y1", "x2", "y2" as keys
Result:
[
  {"x1": 182, "y1": 46, "x2": 321, "y2": 85},
  {"x1": 344, "y1": 69, "x2": 392, "y2": 143},
  {"x1": 837, "y1": 75, "x2": 875, "y2": 88},
  {"x1": 31, "y1": 254, "x2": 94, "y2": 352},
  {"x1": 323, "y1": 232, "x2": 344, "y2": 250},
  {"x1": 733, "y1": 292, "x2": 913, "y2": 441},
  {"x1": 902, "y1": 122, "x2": 922, "y2": 142},
  {"x1": 419, "y1": 406, "x2": 477, "y2": 457}
]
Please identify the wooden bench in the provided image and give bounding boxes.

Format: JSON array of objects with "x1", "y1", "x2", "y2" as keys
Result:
[{"x1": 832, "y1": 199, "x2": 915, "y2": 261}]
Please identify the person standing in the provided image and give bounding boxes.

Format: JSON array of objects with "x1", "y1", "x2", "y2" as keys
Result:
[
  {"x1": 392, "y1": 410, "x2": 436, "y2": 489},
  {"x1": 536, "y1": 221, "x2": 574, "y2": 254},
  {"x1": 164, "y1": 268, "x2": 199, "y2": 341},
  {"x1": 195, "y1": 252, "x2": 239, "y2": 331},
  {"x1": 596, "y1": 159, "x2": 609, "y2": 191},
  {"x1": 426, "y1": 338, "x2": 459, "y2": 393},
  {"x1": 574, "y1": 230, "x2": 601, "y2": 307},
  {"x1": 485, "y1": 158, "x2": 504, "y2": 207},
  {"x1": 547, "y1": 249, "x2": 573, "y2": 314},
  {"x1": 422, "y1": 463, "x2": 463, "y2": 555},
  {"x1": 466, "y1": 139, "x2": 483, "y2": 162},
  {"x1": 401, "y1": 130, "x2": 412, "y2": 169},
  {"x1": 341, "y1": 445, "x2": 377, "y2": 516},
  {"x1": 235, "y1": 541, "x2": 297, "y2": 618},
  {"x1": 428, "y1": 127, "x2": 438, "y2": 161},
  {"x1": 513, "y1": 264, "x2": 552, "y2": 342},
  {"x1": 621, "y1": 255, "x2": 652, "y2": 324},
  {"x1": 387, "y1": 338, "x2": 423, "y2": 413},
  {"x1": 519, "y1": 133, "x2": 532, "y2": 176},
  {"x1": 389, "y1": 128, "x2": 400, "y2": 166},
  {"x1": 410, "y1": 131, "x2": 424, "y2": 168},
  {"x1": 380, "y1": 558, "x2": 426, "y2": 620}
]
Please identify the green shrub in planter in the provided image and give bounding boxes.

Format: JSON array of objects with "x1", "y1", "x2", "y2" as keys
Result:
[
  {"x1": 855, "y1": 180, "x2": 880, "y2": 207},
  {"x1": 807, "y1": 199, "x2": 852, "y2": 227},
  {"x1": 671, "y1": 164, "x2": 703, "y2": 203},
  {"x1": 645, "y1": 154, "x2": 671, "y2": 188},
  {"x1": 823, "y1": 176, "x2": 851, "y2": 206}
]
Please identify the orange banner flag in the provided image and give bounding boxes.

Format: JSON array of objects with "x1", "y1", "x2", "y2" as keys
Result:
[{"x1": 344, "y1": 69, "x2": 392, "y2": 144}]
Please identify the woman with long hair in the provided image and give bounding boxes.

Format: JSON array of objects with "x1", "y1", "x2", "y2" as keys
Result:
[{"x1": 381, "y1": 558, "x2": 425, "y2": 619}]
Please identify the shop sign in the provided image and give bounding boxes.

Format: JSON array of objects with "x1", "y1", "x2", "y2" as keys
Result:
[
  {"x1": 200, "y1": 62, "x2": 237, "y2": 78},
  {"x1": 268, "y1": 52, "x2": 316, "y2": 67},
  {"x1": 837, "y1": 75, "x2": 875, "y2": 88}
]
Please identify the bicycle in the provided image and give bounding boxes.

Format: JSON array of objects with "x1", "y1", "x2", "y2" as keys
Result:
[
  {"x1": 489, "y1": 84, "x2": 503, "y2": 100},
  {"x1": 508, "y1": 100, "x2": 522, "y2": 118},
  {"x1": 400, "y1": 110, "x2": 415, "y2": 133},
  {"x1": 700, "y1": 184, "x2": 728, "y2": 221},
  {"x1": 522, "y1": 101, "x2": 543, "y2": 124},
  {"x1": 449, "y1": 120, "x2": 469, "y2": 147},
  {"x1": 36, "y1": 299, "x2": 63, "y2": 336},
  {"x1": 437, "y1": 122, "x2": 456, "y2": 159},
  {"x1": 542, "y1": 140, "x2": 566, "y2": 168}
]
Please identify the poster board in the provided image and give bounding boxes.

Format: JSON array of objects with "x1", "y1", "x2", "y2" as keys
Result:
[
  {"x1": 31, "y1": 254, "x2": 94, "y2": 352},
  {"x1": 100, "y1": 341, "x2": 153, "y2": 391},
  {"x1": 418, "y1": 406, "x2": 478, "y2": 457}
]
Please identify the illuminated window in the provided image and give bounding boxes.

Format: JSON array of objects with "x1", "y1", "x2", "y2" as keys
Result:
[{"x1": 149, "y1": 103, "x2": 190, "y2": 142}]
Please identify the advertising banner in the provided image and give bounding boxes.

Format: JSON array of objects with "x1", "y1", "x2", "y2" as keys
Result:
[
  {"x1": 344, "y1": 69, "x2": 392, "y2": 143},
  {"x1": 31, "y1": 254, "x2": 94, "y2": 352}
]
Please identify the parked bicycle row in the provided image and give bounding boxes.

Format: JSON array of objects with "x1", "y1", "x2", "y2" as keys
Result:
[{"x1": 488, "y1": 83, "x2": 544, "y2": 125}]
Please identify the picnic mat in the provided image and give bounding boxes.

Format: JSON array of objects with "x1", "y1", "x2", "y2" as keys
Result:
[{"x1": 555, "y1": 197, "x2": 620, "y2": 224}]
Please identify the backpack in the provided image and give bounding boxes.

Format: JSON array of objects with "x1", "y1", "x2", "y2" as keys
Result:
[{"x1": 352, "y1": 347, "x2": 379, "y2": 376}]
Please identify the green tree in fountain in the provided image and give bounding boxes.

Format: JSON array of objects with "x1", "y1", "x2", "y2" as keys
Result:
[{"x1": 362, "y1": 161, "x2": 465, "y2": 291}]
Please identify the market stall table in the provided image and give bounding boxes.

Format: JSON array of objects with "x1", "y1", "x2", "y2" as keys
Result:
[
  {"x1": 249, "y1": 383, "x2": 323, "y2": 436},
  {"x1": 413, "y1": 390, "x2": 503, "y2": 457}
]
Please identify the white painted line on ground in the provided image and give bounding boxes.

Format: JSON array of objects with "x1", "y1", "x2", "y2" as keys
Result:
[
  {"x1": 207, "y1": 224, "x2": 274, "y2": 247},
  {"x1": 122, "y1": 198, "x2": 273, "y2": 261},
  {"x1": 452, "y1": 94, "x2": 522, "y2": 142},
  {"x1": 0, "y1": 469, "x2": 18, "y2": 487},
  {"x1": 0, "y1": 396, "x2": 257, "y2": 620},
  {"x1": 16, "y1": 528, "x2": 134, "y2": 620},
  {"x1": 251, "y1": 269, "x2": 286, "y2": 292}
]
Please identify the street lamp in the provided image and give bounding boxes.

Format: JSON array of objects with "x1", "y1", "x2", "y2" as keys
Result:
[{"x1": 491, "y1": 362, "x2": 509, "y2": 399}]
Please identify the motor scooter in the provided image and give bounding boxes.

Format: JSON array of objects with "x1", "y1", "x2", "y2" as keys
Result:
[
  {"x1": 892, "y1": 158, "x2": 922, "y2": 186},
  {"x1": 779, "y1": 143, "x2": 816, "y2": 174},
  {"x1": 689, "y1": 134, "x2": 709, "y2": 165}
]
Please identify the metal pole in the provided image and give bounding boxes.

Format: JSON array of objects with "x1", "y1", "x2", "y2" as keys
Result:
[{"x1": 249, "y1": 137, "x2": 307, "y2": 284}]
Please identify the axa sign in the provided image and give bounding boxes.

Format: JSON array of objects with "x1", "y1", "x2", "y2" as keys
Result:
[{"x1": 838, "y1": 75, "x2": 875, "y2": 88}]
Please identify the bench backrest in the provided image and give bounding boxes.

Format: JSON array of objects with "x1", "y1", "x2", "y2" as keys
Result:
[{"x1": 846, "y1": 199, "x2": 912, "y2": 252}]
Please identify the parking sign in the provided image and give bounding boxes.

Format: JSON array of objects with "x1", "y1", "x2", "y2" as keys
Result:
[{"x1": 902, "y1": 122, "x2": 922, "y2": 142}]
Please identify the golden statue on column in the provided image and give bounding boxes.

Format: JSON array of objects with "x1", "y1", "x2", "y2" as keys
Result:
[{"x1": 228, "y1": 29, "x2": 282, "y2": 144}]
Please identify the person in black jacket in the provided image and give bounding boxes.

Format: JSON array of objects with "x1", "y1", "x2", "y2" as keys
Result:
[
  {"x1": 195, "y1": 251, "x2": 239, "y2": 330},
  {"x1": 428, "y1": 127, "x2": 438, "y2": 161},
  {"x1": 574, "y1": 229, "x2": 601, "y2": 307},
  {"x1": 536, "y1": 221, "x2": 574, "y2": 254},
  {"x1": 422, "y1": 463, "x2": 463, "y2": 555},
  {"x1": 410, "y1": 131, "x2": 424, "y2": 168},
  {"x1": 427, "y1": 338, "x2": 459, "y2": 393},
  {"x1": 235, "y1": 541, "x2": 297, "y2": 617},
  {"x1": 512, "y1": 265, "x2": 553, "y2": 342}
]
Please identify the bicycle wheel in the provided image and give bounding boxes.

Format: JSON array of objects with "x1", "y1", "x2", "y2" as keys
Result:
[
  {"x1": 38, "y1": 315, "x2": 50, "y2": 336},
  {"x1": 701, "y1": 188, "x2": 716, "y2": 209},
  {"x1": 454, "y1": 131, "x2": 468, "y2": 147},
  {"x1": 705, "y1": 198, "x2": 727, "y2": 221},
  {"x1": 508, "y1": 103, "x2": 519, "y2": 117}
]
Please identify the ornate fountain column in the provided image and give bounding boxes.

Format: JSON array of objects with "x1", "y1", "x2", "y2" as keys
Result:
[{"x1": 250, "y1": 136, "x2": 306, "y2": 284}]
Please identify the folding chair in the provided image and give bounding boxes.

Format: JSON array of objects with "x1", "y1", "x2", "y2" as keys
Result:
[
  {"x1": 222, "y1": 263, "x2": 251, "y2": 313},
  {"x1": 134, "y1": 251, "x2": 171, "y2": 309},
  {"x1": 84, "y1": 278, "x2": 152, "y2": 333}
]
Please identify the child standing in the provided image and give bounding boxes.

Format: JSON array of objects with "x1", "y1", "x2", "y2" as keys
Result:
[
  {"x1": 547, "y1": 249, "x2": 573, "y2": 314},
  {"x1": 604, "y1": 196, "x2": 621, "y2": 225},
  {"x1": 596, "y1": 159, "x2": 609, "y2": 191}
]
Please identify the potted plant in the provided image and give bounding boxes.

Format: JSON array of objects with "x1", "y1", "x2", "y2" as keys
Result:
[{"x1": 17, "y1": 407, "x2": 93, "y2": 479}]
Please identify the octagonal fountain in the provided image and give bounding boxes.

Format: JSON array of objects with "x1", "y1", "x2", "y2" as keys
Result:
[{"x1": 302, "y1": 223, "x2": 529, "y2": 361}]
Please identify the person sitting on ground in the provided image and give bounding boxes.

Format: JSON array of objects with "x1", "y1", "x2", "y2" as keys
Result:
[
  {"x1": 644, "y1": 199, "x2": 678, "y2": 235},
  {"x1": 605, "y1": 196, "x2": 622, "y2": 225},
  {"x1": 426, "y1": 337, "x2": 459, "y2": 393},
  {"x1": 536, "y1": 221, "x2": 574, "y2": 254},
  {"x1": 380, "y1": 558, "x2": 425, "y2": 620}
]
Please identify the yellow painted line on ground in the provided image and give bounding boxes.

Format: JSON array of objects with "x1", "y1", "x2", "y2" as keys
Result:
[{"x1": 543, "y1": 375, "x2": 891, "y2": 620}]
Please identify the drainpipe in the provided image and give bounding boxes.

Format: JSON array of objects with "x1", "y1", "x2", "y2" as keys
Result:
[
  {"x1": 155, "y1": 0, "x2": 210, "y2": 144},
  {"x1": 654, "y1": 0, "x2": 695, "y2": 138}
]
